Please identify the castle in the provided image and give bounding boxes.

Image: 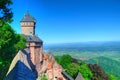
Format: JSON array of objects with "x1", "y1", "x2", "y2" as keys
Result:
[
  {"x1": 6, "y1": 13, "x2": 73, "y2": 80},
  {"x1": 20, "y1": 13, "x2": 43, "y2": 72}
]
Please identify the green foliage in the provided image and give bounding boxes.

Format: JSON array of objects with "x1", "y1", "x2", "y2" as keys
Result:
[
  {"x1": 14, "y1": 34, "x2": 26, "y2": 51},
  {"x1": 55, "y1": 54, "x2": 110, "y2": 80},
  {"x1": 109, "y1": 74, "x2": 119, "y2": 80},
  {"x1": 0, "y1": 0, "x2": 26, "y2": 79},
  {"x1": 79, "y1": 63, "x2": 93, "y2": 80},
  {"x1": 0, "y1": 15, "x2": 15, "y2": 80},
  {"x1": 0, "y1": 23, "x2": 16, "y2": 59},
  {"x1": 41, "y1": 75, "x2": 47, "y2": 80},
  {"x1": 0, "y1": 0, "x2": 13, "y2": 23},
  {"x1": 0, "y1": 7, "x2": 25, "y2": 80},
  {"x1": 60, "y1": 54, "x2": 72, "y2": 68},
  {"x1": 87, "y1": 56, "x2": 120, "y2": 79},
  {"x1": 66, "y1": 63, "x2": 80, "y2": 78},
  {"x1": 56, "y1": 54, "x2": 79, "y2": 78},
  {"x1": 0, "y1": 23, "x2": 26, "y2": 79},
  {"x1": 55, "y1": 54, "x2": 93, "y2": 79},
  {"x1": 55, "y1": 56, "x2": 61, "y2": 64},
  {"x1": 0, "y1": 61, "x2": 2, "y2": 65}
]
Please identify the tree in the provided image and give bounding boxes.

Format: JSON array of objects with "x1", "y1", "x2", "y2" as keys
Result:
[
  {"x1": 66, "y1": 63, "x2": 80, "y2": 78},
  {"x1": 88, "y1": 64, "x2": 109, "y2": 80},
  {"x1": 55, "y1": 56, "x2": 61, "y2": 64},
  {"x1": 0, "y1": 23, "x2": 16, "y2": 60},
  {"x1": 79, "y1": 63, "x2": 93, "y2": 80},
  {"x1": 0, "y1": 22, "x2": 26, "y2": 79},
  {"x1": 14, "y1": 34, "x2": 26, "y2": 52},
  {"x1": 0, "y1": 22, "x2": 15, "y2": 79},
  {"x1": 0, "y1": 0, "x2": 13, "y2": 24},
  {"x1": 60, "y1": 54, "x2": 72, "y2": 68},
  {"x1": 0, "y1": 0, "x2": 26, "y2": 79}
]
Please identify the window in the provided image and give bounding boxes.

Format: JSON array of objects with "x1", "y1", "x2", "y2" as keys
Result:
[
  {"x1": 24, "y1": 22, "x2": 26, "y2": 25},
  {"x1": 30, "y1": 30, "x2": 33, "y2": 35},
  {"x1": 31, "y1": 22, "x2": 33, "y2": 25},
  {"x1": 28, "y1": 22, "x2": 30, "y2": 25}
]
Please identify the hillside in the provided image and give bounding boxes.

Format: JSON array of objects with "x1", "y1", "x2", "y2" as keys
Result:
[
  {"x1": 44, "y1": 42, "x2": 120, "y2": 80},
  {"x1": 55, "y1": 54, "x2": 109, "y2": 80},
  {"x1": 87, "y1": 56, "x2": 120, "y2": 79}
]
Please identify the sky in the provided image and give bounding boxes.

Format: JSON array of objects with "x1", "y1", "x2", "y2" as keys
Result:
[{"x1": 11, "y1": 0, "x2": 120, "y2": 44}]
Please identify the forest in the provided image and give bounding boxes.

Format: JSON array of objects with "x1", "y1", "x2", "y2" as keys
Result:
[{"x1": 0, "y1": 0, "x2": 26, "y2": 79}]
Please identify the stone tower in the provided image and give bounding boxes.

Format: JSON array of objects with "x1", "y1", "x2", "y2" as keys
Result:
[
  {"x1": 20, "y1": 13, "x2": 43, "y2": 71},
  {"x1": 20, "y1": 13, "x2": 35, "y2": 35}
]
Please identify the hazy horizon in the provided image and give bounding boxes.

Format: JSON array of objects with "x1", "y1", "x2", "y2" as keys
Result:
[{"x1": 43, "y1": 40, "x2": 120, "y2": 45}]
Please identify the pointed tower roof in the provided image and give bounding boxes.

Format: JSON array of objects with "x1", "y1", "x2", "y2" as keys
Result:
[{"x1": 21, "y1": 13, "x2": 36, "y2": 22}]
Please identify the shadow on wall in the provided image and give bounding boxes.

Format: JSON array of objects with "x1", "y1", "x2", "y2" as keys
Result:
[{"x1": 5, "y1": 49, "x2": 38, "y2": 80}]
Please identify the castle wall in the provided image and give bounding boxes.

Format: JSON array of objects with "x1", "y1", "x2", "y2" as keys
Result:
[
  {"x1": 35, "y1": 46, "x2": 42, "y2": 72},
  {"x1": 39, "y1": 46, "x2": 43, "y2": 62},
  {"x1": 29, "y1": 42, "x2": 43, "y2": 72},
  {"x1": 29, "y1": 43, "x2": 35, "y2": 65}
]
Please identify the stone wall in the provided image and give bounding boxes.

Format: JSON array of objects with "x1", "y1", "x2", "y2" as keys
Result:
[{"x1": 21, "y1": 26, "x2": 34, "y2": 35}]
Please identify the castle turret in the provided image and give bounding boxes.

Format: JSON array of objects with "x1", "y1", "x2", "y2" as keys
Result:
[
  {"x1": 20, "y1": 13, "x2": 36, "y2": 35},
  {"x1": 20, "y1": 13, "x2": 43, "y2": 72}
]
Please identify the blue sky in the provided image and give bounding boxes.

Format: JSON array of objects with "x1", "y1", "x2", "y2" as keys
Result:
[{"x1": 11, "y1": 0, "x2": 120, "y2": 44}]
